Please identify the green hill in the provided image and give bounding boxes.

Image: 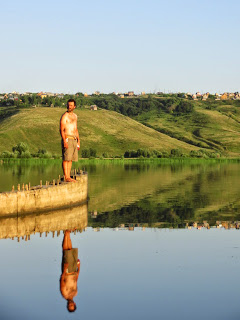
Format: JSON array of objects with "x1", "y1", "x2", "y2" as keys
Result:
[
  {"x1": 0, "y1": 107, "x2": 199, "y2": 156},
  {"x1": 1, "y1": 99, "x2": 240, "y2": 157},
  {"x1": 134, "y1": 101, "x2": 240, "y2": 157}
]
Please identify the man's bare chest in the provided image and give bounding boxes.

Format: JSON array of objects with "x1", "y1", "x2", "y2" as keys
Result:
[{"x1": 66, "y1": 114, "x2": 76, "y2": 125}]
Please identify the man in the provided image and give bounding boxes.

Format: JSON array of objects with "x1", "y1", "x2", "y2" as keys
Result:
[
  {"x1": 60, "y1": 230, "x2": 80, "y2": 313},
  {"x1": 60, "y1": 99, "x2": 80, "y2": 182}
]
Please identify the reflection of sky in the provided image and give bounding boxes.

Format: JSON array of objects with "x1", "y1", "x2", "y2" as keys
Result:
[{"x1": 0, "y1": 228, "x2": 240, "y2": 319}]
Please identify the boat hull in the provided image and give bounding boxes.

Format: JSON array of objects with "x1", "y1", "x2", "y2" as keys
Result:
[{"x1": 0, "y1": 173, "x2": 88, "y2": 216}]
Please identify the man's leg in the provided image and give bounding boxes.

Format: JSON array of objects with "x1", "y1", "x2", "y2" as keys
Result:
[
  {"x1": 67, "y1": 160, "x2": 77, "y2": 182},
  {"x1": 63, "y1": 160, "x2": 70, "y2": 181},
  {"x1": 67, "y1": 161, "x2": 72, "y2": 179},
  {"x1": 62, "y1": 230, "x2": 72, "y2": 250},
  {"x1": 63, "y1": 160, "x2": 74, "y2": 182}
]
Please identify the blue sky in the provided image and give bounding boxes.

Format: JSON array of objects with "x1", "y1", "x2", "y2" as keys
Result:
[{"x1": 1, "y1": 0, "x2": 239, "y2": 93}]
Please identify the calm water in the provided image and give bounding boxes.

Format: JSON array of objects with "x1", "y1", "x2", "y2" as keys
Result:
[{"x1": 0, "y1": 160, "x2": 240, "y2": 319}]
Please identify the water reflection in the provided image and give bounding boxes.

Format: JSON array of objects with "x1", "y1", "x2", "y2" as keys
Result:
[
  {"x1": 1, "y1": 162, "x2": 240, "y2": 319},
  {"x1": 0, "y1": 203, "x2": 88, "y2": 240},
  {"x1": 60, "y1": 230, "x2": 80, "y2": 313}
]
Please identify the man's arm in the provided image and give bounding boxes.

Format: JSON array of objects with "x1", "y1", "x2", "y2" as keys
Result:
[
  {"x1": 75, "y1": 115, "x2": 80, "y2": 147},
  {"x1": 76, "y1": 129, "x2": 80, "y2": 147},
  {"x1": 60, "y1": 114, "x2": 68, "y2": 149},
  {"x1": 76, "y1": 259, "x2": 80, "y2": 280}
]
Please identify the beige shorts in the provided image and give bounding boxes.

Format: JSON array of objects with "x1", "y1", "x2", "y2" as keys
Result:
[
  {"x1": 63, "y1": 248, "x2": 78, "y2": 273},
  {"x1": 62, "y1": 138, "x2": 78, "y2": 162}
]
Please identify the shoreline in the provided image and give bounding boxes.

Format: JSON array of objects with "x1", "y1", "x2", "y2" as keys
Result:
[{"x1": 1, "y1": 157, "x2": 240, "y2": 164}]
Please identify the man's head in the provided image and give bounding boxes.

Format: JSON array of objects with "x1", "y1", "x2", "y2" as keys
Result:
[
  {"x1": 67, "y1": 299, "x2": 77, "y2": 313},
  {"x1": 67, "y1": 99, "x2": 76, "y2": 112}
]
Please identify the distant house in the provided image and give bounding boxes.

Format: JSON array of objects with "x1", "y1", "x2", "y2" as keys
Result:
[
  {"x1": 90, "y1": 105, "x2": 98, "y2": 111},
  {"x1": 94, "y1": 91, "x2": 100, "y2": 95},
  {"x1": 45, "y1": 92, "x2": 55, "y2": 97},
  {"x1": 128, "y1": 91, "x2": 134, "y2": 96},
  {"x1": 192, "y1": 94, "x2": 197, "y2": 100},
  {"x1": 0, "y1": 96, "x2": 5, "y2": 100},
  {"x1": 37, "y1": 92, "x2": 47, "y2": 99},
  {"x1": 220, "y1": 93, "x2": 228, "y2": 100},
  {"x1": 141, "y1": 91, "x2": 146, "y2": 95},
  {"x1": 196, "y1": 92, "x2": 202, "y2": 97},
  {"x1": 120, "y1": 95, "x2": 124, "y2": 99},
  {"x1": 202, "y1": 94, "x2": 208, "y2": 100},
  {"x1": 84, "y1": 93, "x2": 88, "y2": 97}
]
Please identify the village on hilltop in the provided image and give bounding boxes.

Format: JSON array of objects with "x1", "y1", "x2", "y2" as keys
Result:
[{"x1": 1, "y1": 90, "x2": 240, "y2": 102}]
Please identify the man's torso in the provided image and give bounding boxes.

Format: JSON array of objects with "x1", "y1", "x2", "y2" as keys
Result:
[{"x1": 62, "y1": 112, "x2": 77, "y2": 137}]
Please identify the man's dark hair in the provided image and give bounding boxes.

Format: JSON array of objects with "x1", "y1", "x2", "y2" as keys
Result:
[
  {"x1": 67, "y1": 301, "x2": 77, "y2": 313},
  {"x1": 67, "y1": 99, "x2": 76, "y2": 107}
]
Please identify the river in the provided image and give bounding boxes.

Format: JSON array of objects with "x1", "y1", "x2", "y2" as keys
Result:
[{"x1": 0, "y1": 160, "x2": 240, "y2": 319}]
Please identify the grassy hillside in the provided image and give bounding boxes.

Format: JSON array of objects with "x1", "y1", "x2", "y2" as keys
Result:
[
  {"x1": 0, "y1": 107, "x2": 199, "y2": 156},
  {"x1": 134, "y1": 101, "x2": 240, "y2": 157}
]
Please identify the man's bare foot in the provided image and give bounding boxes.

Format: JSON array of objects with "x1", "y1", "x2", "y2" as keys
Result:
[{"x1": 65, "y1": 177, "x2": 77, "y2": 182}]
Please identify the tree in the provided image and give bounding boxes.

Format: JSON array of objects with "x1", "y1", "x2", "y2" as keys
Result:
[
  {"x1": 175, "y1": 100, "x2": 194, "y2": 113},
  {"x1": 12, "y1": 142, "x2": 29, "y2": 155}
]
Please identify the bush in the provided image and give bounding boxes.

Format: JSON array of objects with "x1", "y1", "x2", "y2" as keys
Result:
[
  {"x1": 136, "y1": 149, "x2": 151, "y2": 158},
  {"x1": 102, "y1": 152, "x2": 109, "y2": 158},
  {"x1": 162, "y1": 151, "x2": 169, "y2": 158},
  {"x1": 0, "y1": 151, "x2": 16, "y2": 158},
  {"x1": 175, "y1": 101, "x2": 194, "y2": 113},
  {"x1": 12, "y1": 142, "x2": 29, "y2": 156},
  {"x1": 170, "y1": 149, "x2": 183, "y2": 157},
  {"x1": 81, "y1": 149, "x2": 90, "y2": 158},
  {"x1": 37, "y1": 148, "x2": 47, "y2": 155},
  {"x1": 124, "y1": 150, "x2": 131, "y2": 158},
  {"x1": 189, "y1": 150, "x2": 203, "y2": 158},
  {"x1": 18, "y1": 151, "x2": 31, "y2": 158},
  {"x1": 31, "y1": 149, "x2": 52, "y2": 158},
  {"x1": 89, "y1": 148, "x2": 97, "y2": 158}
]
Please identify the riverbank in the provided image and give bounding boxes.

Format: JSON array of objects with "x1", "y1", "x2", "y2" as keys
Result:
[{"x1": 1, "y1": 156, "x2": 240, "y2": 165}]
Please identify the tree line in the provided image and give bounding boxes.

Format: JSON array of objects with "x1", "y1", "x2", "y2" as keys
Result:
[{"x1": 1, "y1": 93, "x2": 195, "y2": 116}]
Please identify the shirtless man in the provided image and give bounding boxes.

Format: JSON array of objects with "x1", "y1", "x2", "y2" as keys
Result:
[
  {"x1": 60, "y1": 99, "x2": 80, "y2": 182},
  {"x1": 60, "y1": 230, "x2": 80, "y2": 312}
]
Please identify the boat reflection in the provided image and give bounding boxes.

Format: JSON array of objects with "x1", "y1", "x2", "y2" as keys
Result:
[{"x1": 0, "y1": 203, "x2": 88, "y2": 240}]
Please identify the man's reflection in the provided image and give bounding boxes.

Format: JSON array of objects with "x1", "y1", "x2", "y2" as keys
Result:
[{"x1": 60, "y1": 230, "x2": 80, "y2": 312}]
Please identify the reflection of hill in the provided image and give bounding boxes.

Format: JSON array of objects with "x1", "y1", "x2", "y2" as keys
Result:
[
  {"x1": 89, "y1": 163, "x2": 240, "y2": 227},
  {"x1": 136, "y1": 163, "x2": 240, "y2": 219},
  {"x1": 0, "y1": 203, "x2": 87, "y2": 240},
  {"x1": 88, "y1": 163, "x2": 207, "y2": 212}
]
